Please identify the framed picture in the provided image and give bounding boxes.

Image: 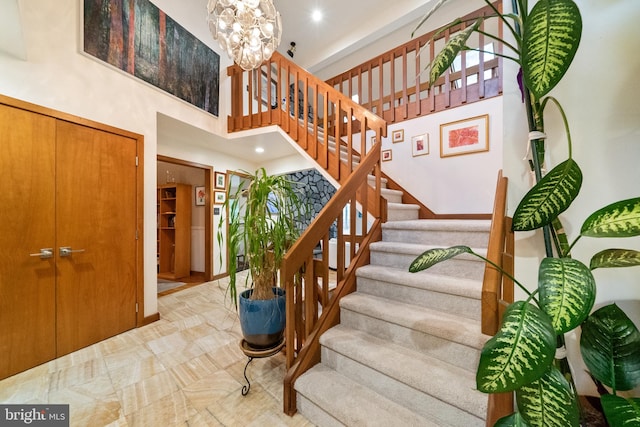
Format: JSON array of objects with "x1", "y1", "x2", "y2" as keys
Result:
[
  {"x1": 392, "y1": 129, "x2": 404, "y2": 143},
  {"x1": 195, "y1": 186, "x2": 206, "y2": 206},
  {"x1": 214, "y1": 191, "x2": 226, "y2": 204},
  {"x1": 382, "y1": 149, "x2": 392, "y2": 162},
  {"x1": 215, "y1": 171, "x2": 226, "y2": 189},
  {"x1": 412, "y1": 134, "x2": 429, "y2": 157},
  {"x1": 371, "y1": 135, "x2": 377, "y2": 145},
  {"x1": 440, "y1": 114, "x2": 489, "y2": 158}
]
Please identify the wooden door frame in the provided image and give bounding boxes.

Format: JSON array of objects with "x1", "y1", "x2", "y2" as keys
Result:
[
  {"x1": 157, "y1": 155, "x2": 214, "y2": 281},
  {"x1": 0, "y1": 94, "x2": 147, "y2": 328}
]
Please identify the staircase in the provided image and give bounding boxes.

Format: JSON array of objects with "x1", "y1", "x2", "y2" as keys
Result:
[{"x1": 294, "y1": 179, "x2": 492, "y2": 426}]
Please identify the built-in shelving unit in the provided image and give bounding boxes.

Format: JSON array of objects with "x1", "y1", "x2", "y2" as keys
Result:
[{"x1": 157, "y1": 183, "x2": 191, "y2": 280}]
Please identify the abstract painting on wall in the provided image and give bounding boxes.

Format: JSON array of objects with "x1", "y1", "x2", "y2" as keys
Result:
[
  {"x1": 83, "y1": 0, "x2": 220, "y2": 116},
  {"x1": 440, "y1": 114, "x2": 489, "y2": 158}
]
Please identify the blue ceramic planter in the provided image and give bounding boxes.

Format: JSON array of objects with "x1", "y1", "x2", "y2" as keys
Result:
[{"x1": 239, "y1": 287, "x2": 286, "y2": 349}]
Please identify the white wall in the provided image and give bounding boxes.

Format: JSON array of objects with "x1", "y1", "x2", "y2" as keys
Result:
[{"x1": 381, "y1": 97, "x2": 503, "y2": 214}]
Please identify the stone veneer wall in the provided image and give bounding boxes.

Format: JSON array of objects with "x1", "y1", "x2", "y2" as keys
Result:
[{"x1": 285, "y1": 168, "x2": 337, "y2": 238}]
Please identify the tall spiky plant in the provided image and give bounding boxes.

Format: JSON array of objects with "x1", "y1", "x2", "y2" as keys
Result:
[
  {"x1": 410, "y1": 1, "x2": 640, "y2": 425},
  {"x1": 218, "y1": 168, "x2": 307, "y2": 305}
]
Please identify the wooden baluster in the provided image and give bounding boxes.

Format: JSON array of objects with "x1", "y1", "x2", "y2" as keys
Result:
[
  {"x1": 304, "y1": 254, "x2": 317, "y2": 337},
  {"x1": 428, "y1": 40, "x2": 436, "y2": 112},
  {"x1": 443, "y1": 28, "x2": 451, "y2": 109},
  {"x1": 336, "y1": 209, "x2": 345, "y2": 281},
  {"x1": 377, "y1": 57, "x2": 384, "y2": 118},
  {"x1": 389, "y1": 53, "x2": 396, "y2": 123},
  {"x1": 478, "y1": 18, "x2": 486, "y2": 99},
  {"x1": 415, "y1": 39, "x2": 422, "y2": 117},
  {"x1": 401, "y1": 47, "x2": 408, "y2": 119},
  {"x1": 460, "y1": 21, "x2": 468, "y2": 104}
]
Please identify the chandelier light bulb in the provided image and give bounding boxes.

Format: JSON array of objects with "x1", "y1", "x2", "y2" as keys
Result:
[{"x1": 207, "y1": 0, "x2": 282, "y2": 70}]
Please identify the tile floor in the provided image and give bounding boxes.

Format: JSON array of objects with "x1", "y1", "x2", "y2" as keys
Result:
[{"x1": 0, "y1": 277, "x2": 314, "y2": 426}]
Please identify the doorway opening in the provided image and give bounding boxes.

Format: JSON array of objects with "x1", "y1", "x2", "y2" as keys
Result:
[{"x1": 157, "y1": 155, "x2": 213, "y2": 294}]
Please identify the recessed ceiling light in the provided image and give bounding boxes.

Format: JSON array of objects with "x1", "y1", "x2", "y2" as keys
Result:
[
  {"x1": 255, "y1": 147, "x2": 265, "y2": 153},
  {"x1": 312, "y1": 9, "x2": 322, "y2": 22}
]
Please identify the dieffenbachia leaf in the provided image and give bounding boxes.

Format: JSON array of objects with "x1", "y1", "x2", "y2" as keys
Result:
[
  {"x1": 581, "y1": 304, "x2": 640, "y2": 391},
  {"x1": 516, "y1": 365, "x2": 580, "y2": 427},
  {"x1": 590, "y1": 249, "x2": 640, "y2": 270},
  {"x1": 538, "y1": 257, "x2": 595, "y2": 334},
  {"x1": 428, "y1": 19, "x2": 481, "y2": 87},
  {"x1": 522, "y1": 0, "x2": 582, "y2": 98},
  {"x1": 477, "y1": 301, "x2": 556, "y2": 393},
  {"x1": 409, "y1": 245, "x2": 471, "y2": 273},
  {"x1": 581, "y1": 197, "x2": 640, "y2": 238},
  {"x1": 494, "y1": 412, "x2": 531, "y2": 427},
  {"x1": 601, "y1": 395, "x2": 640, "y2": 427},
  {"x1": 512, "y1": 159, "x2": 582, "y2": 231}
]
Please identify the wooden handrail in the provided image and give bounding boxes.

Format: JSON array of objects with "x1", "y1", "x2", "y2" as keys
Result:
[
  {"x1": 325, "y1": 2, "x2": 502, "y2": 125},
  {"x1": 482, "y1": 170, "x2": 515, "y2": 425},
  {"x1": 227, "y1": 51, "x2": 388, "y2": 415}
]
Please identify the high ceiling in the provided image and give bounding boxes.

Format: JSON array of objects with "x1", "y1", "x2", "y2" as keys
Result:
[
  {"x1": 270, "y1": 0, "x2": 432, "y2": 72},
  {"x1": 0, "y1": 0, "x2": 438, "y2": 163}
]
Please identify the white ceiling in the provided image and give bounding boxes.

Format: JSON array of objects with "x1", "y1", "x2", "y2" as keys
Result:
[
  {"x1": 0, "y1": 0, "x2": 436, "y2": 162},
  {"x1": 272, "y1": 0, "x2": 432, "y2": 72}
]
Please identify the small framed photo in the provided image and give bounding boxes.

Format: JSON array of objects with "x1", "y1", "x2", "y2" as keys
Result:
[
  {"x1": 371, "y1": 135, "x2": 377, "y2": 145},
  {"x1": 214, "y1": 191, "x2": 226, "y2": 204},
  {"x1": 195, "y1": 186, "x2": 206, "y2": 206},
  {"x1": 214, "y1": 171, "x2": 226, "y2": 189},
  {"x1": 392, "y1": 129, "x2": 404, "y2": 143},
  {"x1": 440, "y1": 114, "x2": 489, "y2": 158},
  {"x1": 381, "y1": 149, "x2": 392, "y2": 162},
  {"x1": 412, "y1": 134, "x2": 429, "y2": 157}
]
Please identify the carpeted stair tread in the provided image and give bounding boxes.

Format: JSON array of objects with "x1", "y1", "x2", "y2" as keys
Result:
[
  {"x1": 340, "y1": 292, "x2": 489, "y2": 350},
  {"x1": 356, "y1": 264, "x2": 482, "y2": 299},
  {"x1": 320, "y1": 325, "x2": 487, "y2": 420},
  {"x1": 370, "y1": 240, "x2": 487, "y2": 259},
  {"x1": 381, "y1": 187, "x2": 403, "y2": 200},
  {"x1": 295, "y1": 364, "x2": 436, "y2": 427},
  {"x1": 382, "y1": 219, "x2": 491, "y2": 232}
]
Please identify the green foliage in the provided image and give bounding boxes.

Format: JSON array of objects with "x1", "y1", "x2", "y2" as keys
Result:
[
  {"x1": 522, "y1": 0, "x2": 582, "y2": 99},
  {"x1": 590, "y1": 249, "x2": 640, "y2": 270},
  {"x1": 477, "y1": 301, "x2": 556, "y2": 393},
  {"x1": 538, "y1": 258, "x2": 595, "y2": 334},
  {"x1": 515, "y1": 366, "x2": 580, "y2": 427},
  {"x1": 580, "y1": 304, "x2": 640, "y2": 392},
  {"x1": 512, "y1": 159, "x2": 582, "y2": 231},
  {"x1": 409, "y1": 245, "x2": 471, "y2": 273},
  {"x1": 494, "y1": 412, "x2": 531, "y2": 427},
  {"x1": 411, "y1": 1, "x2": 638, "y2": 425},
  {"x1": 581, "y1": 197, "x2": 640, "y2": 238},
  {"x1": 601, "y1": 395, "x2": 640, "y2": 427},
  {"x1": 428, "y1": 20, "x2": 481, "y2": 87},
  {"x1": 218, "y1": 168, "x2": 306, "y2": 304}
]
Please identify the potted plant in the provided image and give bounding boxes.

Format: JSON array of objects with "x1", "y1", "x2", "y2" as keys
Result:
[
  {"x1": 218, "y1": 167, "x2": 306, "y2": 349},
  {"x1": 410, "y1": 1, "x2": 639, "y2": 425}
]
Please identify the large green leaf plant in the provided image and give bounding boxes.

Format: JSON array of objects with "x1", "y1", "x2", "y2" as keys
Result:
[{"x1": 410, "y1": 0, "x2": 640, "y2": 425}]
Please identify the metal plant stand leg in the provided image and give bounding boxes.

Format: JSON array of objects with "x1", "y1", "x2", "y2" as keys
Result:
[
  {"x1": 241, "y1": 356, "x2": 254, "y2": 396},
  {"x1": 238, "y1": 338, "x2": 285, "y2": 396}
]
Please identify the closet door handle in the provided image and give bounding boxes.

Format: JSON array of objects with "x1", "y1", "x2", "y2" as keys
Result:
[
  {"x1": 59, "y1": 246, "x2": 86, "y2": 257},
  {"x1": 29, "y1": 248, "x2": 54, "y2": 259}
]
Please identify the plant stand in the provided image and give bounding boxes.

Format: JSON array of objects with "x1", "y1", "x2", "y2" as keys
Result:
[{"x1": 238, "y1": 337, "x2": 285, "y2": 396}]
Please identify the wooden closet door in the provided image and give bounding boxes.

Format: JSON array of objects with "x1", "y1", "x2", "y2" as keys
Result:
[
  {"x1": 0, "y1": 105, "x2": 57, "y2": 379},
  {"x1": 55, "y1": 121, "x2": 137, "y2": 356}
]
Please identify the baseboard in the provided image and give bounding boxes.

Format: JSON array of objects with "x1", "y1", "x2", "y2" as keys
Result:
[{"x1": 140, "y1": 312, "x2": 160, "y2": 327}]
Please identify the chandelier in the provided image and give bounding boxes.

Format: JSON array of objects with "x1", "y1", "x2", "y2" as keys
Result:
[{"x1": 207, "y1": 0, "x2": 282, "y2": 71}]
